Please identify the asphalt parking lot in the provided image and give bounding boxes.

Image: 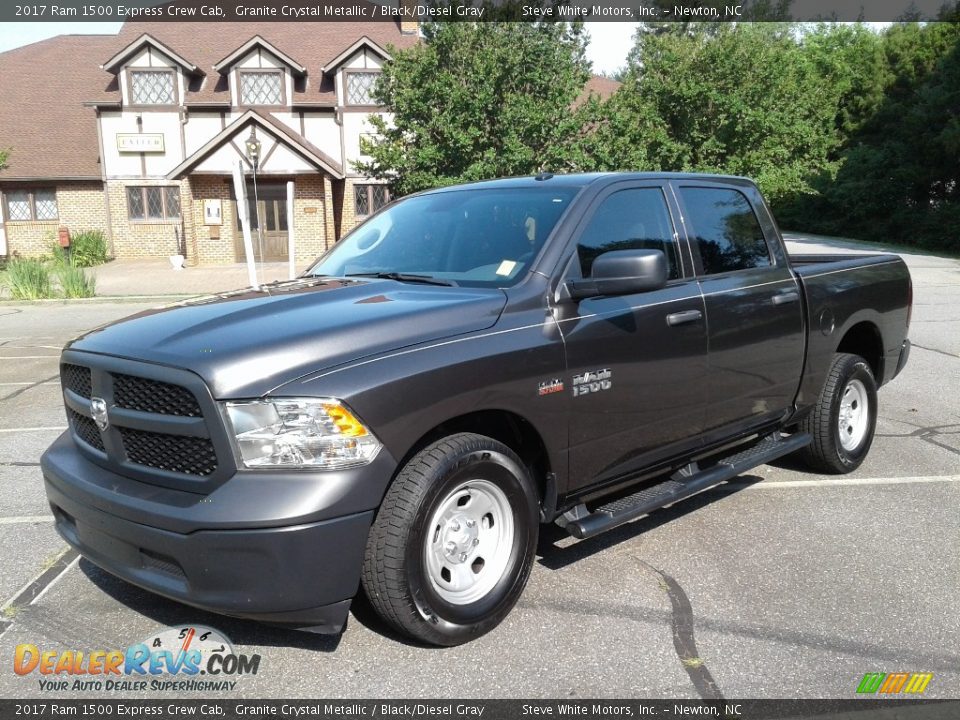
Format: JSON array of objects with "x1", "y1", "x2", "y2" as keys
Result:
[{"x1": 0, "y1": 235, "x2": 957, "y2": 701}]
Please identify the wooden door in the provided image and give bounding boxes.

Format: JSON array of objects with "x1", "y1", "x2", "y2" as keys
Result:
[{"x1": 235, "y1": 182, "x2": 288, "y2": 262}]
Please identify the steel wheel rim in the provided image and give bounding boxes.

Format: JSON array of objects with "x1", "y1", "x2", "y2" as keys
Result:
[
  {"x1": 838, "y1": 378, "x2": 869, "y2": 451},
  {"x1": 423, "y1": 479, "x2": 515, "y2": 605}
]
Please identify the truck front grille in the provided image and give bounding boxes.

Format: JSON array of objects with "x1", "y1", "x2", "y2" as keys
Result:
[
  {"x1": 113, "y1": 373, "x2": 202, "y2": 417},
  {"x1": 62, "y1": 364, "x2": 92, "y2": 399},
  {"x1": 118, "y1": 427, "x2": 218, "y2": 477},
  {"x1": 59, "y1": 357, "x2": 231, "y2": 490},
  {"x1": 67, "y1": 407, "x2": 105, "y2": 452}
]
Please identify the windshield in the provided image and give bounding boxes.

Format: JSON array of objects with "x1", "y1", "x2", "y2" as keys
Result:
[{"x1": 307, "y1": 186, "x2": 580, "y2": 287}]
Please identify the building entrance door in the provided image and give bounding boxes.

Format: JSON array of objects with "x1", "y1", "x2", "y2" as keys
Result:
[{"x1": 235, "y1": 181, "x2": 288, "y2": 262}]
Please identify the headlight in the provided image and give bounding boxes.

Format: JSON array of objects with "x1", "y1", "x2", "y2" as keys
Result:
[{"x1": 223, "y1": 398, "x2": 381, "y2": 470}]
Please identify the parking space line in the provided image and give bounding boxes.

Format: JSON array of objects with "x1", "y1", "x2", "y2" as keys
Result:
[
  {"x1": 0, "y1": 547, "x2": 79, "y2": 636},
  {"x1": 0, "y1": 516, "x2": 54, "y2": 525},
  {"x1": 0, "y1": 426, "x2": 67, "y2": 433},
  {"x1": 735, "y1": 474, "x2": 960, "y2": 489},
  {"x1": 0, "y1": 356, "x2": 59, "y2": 360},
  {"x1": 0, "y1": 382, "x2": 59, "y2": 386}
]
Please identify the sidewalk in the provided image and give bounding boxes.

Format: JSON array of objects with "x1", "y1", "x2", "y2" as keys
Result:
[{"x1": 90, "y1": 259, "x2": 313, "y2": 297}]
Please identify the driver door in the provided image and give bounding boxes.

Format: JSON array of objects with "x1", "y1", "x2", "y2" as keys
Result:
[{"x1": 557, "y1": 183, "x2": 709, "y2": 492}]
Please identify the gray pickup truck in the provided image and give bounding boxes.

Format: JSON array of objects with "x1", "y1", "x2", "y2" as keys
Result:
[{"x1": 41, "y1": 173, "x2": 911, "y2": 646}]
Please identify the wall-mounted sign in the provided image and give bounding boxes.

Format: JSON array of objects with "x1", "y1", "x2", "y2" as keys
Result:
[
  {"x1": 116, "y1": 134, "x2": 165, "y2": 153},
  {"x1": 203, "y1": 199, "x2": 223, "y2": 226},
  {"x1": 303, "y1": 207, "x2": 318, "y2": 214}
]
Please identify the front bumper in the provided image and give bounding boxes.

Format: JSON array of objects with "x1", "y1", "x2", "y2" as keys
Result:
[{"x1": 41, "y1": 432, "x2": 396, "y2": 633}]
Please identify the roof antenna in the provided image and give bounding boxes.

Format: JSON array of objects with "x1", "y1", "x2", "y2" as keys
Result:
[{"x1": 534, "y1": 170, "x2": 554, "y2": 181}]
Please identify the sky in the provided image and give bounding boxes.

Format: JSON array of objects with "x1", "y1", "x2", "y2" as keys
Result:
[{"x1": 0, "y1": 21, "x2": 637, "y2": 75}]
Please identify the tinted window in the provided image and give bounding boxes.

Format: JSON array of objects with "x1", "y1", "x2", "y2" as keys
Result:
[
  {"x1": 309, "y1": 187, "x2": 578, "y2": 288},
  {"x1": 576, "y1": 188, "x2": 681, "y2": 280},
  {"x1": 679, "y1": 187, "x2": 770, "y2": 275}
]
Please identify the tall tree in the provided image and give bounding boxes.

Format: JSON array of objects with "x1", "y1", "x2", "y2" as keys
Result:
[
  {"x1": 597, "y1": 23, "x2": 842, "y2": 203},
  {"x1": 810, "y1": 19, "x2": 960, "y2": 249},
  {"x1": 354, "y1": 22, "x2": 595, "y2": 195}
]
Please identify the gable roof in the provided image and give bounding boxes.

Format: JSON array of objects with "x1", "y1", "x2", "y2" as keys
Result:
[
  {"x1": 321, "y1": 36, "x2": 392, "y2": 74},
  {"x1": 0, "y1": 34, "x2": 117, "y2": 180},
  {"x1": 102, "y1": 33, "x2": 201, "y2": 74},
  {"x1": 97, "y1": 17, "x2": 420, "y2": 106},
  {"x1": 213, "y1": 36, "x2": 307, "y2": 76},
  {"x1": 166, "y1": 109, "x2": 343, "y2": 179}
]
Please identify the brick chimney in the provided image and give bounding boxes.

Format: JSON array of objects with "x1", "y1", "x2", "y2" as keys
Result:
[{"x1": 400, "y1": 0, "x2": 419, "y2": 34}]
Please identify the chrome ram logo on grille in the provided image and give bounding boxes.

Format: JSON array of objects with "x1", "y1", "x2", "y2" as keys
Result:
[{"x1": 90, "y1": 397, "x2": 109, "y2": 431}]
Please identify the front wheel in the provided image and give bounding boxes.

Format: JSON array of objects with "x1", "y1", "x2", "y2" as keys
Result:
[
  {"x1": 361, "y1": 433, "x2": 539, "y2": 646},
  {"x1": 797, "y1": 352, "x2": 878, "y2": 474}
]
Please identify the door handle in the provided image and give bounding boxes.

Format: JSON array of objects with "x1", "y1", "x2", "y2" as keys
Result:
[
  {"x1": 666, "y1": 310, "x2": 703, "y2": 327},
  {"x1": 772, "y1": 291, "x2": 800, "y2": 306}
]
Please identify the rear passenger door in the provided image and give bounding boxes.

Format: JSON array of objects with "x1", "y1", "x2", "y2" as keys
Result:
[
  {"x1": 674, "y1": 182, "x2": 804, "y2": 441},
  {"x1": 560, "y1": 182, "x2": 709, "y2": 491}
]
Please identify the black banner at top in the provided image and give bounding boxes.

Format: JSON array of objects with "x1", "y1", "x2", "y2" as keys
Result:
[
  {"x1": 2, "y1": 0, "x2": 959, "y2": 23},
  {"x1": 0, "y1": 699, "x2": 958, "y2": 720}
]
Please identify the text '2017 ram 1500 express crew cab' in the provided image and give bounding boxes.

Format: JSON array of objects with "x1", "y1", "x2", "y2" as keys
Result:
[{"x1": 42, "y1": 173, "x2": 912, "y2": 646}]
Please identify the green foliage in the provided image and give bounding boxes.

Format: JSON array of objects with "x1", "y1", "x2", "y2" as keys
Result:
[
  {"x1": 355, "y1": 22, "x2": 596, "y2": 195},
  {"x1": 5, "y1": 258, "x2": 54, "y2": 300},
  {"x1": 56, "y1": 264, "x2": 97, "y2": 298},
  {"x1": 366, "y1": 18, "x2": 960, "y2": 253},
  {"x1": 785, "y1": 20, "x2": 960, "y2": 250},
  {"x1": 599, "y1": 23, "x2": 844, "y2": 204},
  {"x1": 50, "y1": 230, "x2": 109, "y2": 268},
  {"x1": 0, "y1": 148, "x2": 8, "y2": 170}
]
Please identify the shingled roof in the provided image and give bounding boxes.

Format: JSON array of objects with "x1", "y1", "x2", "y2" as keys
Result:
[
  {"x1": 0, "y1": 17, "x2": 416, "y2": 180},
  {"x1": 0, "y1": 35, "x2": 117, "y2": 180}
]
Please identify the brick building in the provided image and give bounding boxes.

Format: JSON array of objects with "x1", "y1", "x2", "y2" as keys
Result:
[
  {"x1": 0, "y1": 17, "x2": 419, "y2": 265},
  {"x1": 0, "y1": 18, "x2": 619, "y2": 266}
]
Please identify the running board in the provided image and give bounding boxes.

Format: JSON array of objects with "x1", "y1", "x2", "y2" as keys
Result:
[{"x1": 563, "y1": 432, "x2": 812, "y2": 540}]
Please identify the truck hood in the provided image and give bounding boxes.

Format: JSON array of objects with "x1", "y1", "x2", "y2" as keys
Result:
[{"x1": 68, "y1": 278, "x2": 507, "y2": 398}]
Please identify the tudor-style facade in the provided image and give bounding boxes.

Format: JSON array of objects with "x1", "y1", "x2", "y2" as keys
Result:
[{"x1": 0, "y1": 18, "x2": 418, "y2": 264}]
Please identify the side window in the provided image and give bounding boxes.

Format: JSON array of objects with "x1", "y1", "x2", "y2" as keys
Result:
[
  {"x1": 576, "y1": 188, "x2": 681, "y2": 280},
  {"x1": 679, "y1": 187, "x2": 771, "y2": 275}
]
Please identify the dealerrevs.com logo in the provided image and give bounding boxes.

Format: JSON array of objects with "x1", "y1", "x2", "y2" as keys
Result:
[{"x1": 13, "y1": 625, "x2": 260, "y2": 692}]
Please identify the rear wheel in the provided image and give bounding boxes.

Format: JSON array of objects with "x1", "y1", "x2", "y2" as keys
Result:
[
  {"x1": 361, "y1": 433, "x2": 539, "y2": 646},
  {"x1": 798, "y1": 352, "x2": 878, "y2": 474}
]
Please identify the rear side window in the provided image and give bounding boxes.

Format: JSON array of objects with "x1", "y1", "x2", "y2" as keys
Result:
[
  {"x1": 576, "y1": 188, "x2": 681, "y2": 280},
  {"x1": 679, "y1": 187, "x2": 771, "y2": 275}
]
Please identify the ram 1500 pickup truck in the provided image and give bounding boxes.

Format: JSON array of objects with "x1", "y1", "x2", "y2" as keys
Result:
[{"x1": 41, "y1": 173, "x2": 912, "y2": 646}]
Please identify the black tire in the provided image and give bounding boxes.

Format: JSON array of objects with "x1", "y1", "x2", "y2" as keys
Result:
[
  {"x1": 798, "y1": 352, "x2": 878, "y2": 474},
  {"x1": 361, "y1": 433, "x2": 539, "y2": 646}
]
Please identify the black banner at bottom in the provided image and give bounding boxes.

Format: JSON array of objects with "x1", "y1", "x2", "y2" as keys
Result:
[{"x1": 1, "y1": 699, "x2": 958, "y2": 720}]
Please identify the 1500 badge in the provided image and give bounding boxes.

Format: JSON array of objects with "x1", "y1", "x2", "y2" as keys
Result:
[{"x1": 572, "y1": 369, "x2": 612, "y2": 397}]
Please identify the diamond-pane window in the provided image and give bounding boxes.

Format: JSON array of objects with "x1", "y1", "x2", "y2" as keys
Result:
[
  {"x1": 127, "y1": 187, "x2": 145, "y2": 219},
  {"x1": 164, "y1": 187, "x2": 180, "y2": 219},
  {"x1": 240, "y1": 71, "x2": 282, "y2": 105},
  {"x1": 145, "y1": 187, "x2": 164, "y2": 219},
  {"x1": 131, "y1": 70, "x2": 175, "y2": 105},
  {"x1": 34, "y1": 189, "x2": 58, "y2": 220},
  {"x1": 4, "y1": 189, "x2": 58, "y2": 221},
  {"x1": 127, "y1": 186, "x2": 180, "y2": 221},
  {"x1": 371, "y1": 185, "x2": 389, "y2": 212},
  {"x1": 5, "y1": 191, "x2": 31, "y2": 221},
  {"x1": 346, "y1": 72, "x2": 379, "y2": 105},
  {"x1": 354, "y1": 186, "x2": 370, "y2": 217},
  {"x1": 354, "y1": 184, "x2": 390, "y2": 218}
]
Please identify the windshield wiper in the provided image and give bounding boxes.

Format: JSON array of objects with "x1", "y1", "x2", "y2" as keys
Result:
[{"x1": 345, "y1": 272, "x2": 457, "y2": 287}]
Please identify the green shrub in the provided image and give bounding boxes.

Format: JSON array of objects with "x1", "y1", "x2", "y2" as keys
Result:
[
  {"x1": 57, "y1": 265, "x2": 96, "y2": 298},
  {"x1": 51, "y1": 230, "x2": 108, "y2": 268},
  {"x1": 6, "y1": 258, "x2": 54, "y2": 300}
]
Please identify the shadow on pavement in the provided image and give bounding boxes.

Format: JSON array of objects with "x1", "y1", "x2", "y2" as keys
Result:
[{"x1": 80, "y1": 559, "x2": 343, "y2": 652}]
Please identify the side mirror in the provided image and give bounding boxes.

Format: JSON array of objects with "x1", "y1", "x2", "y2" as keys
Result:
[{"x1": 562, "y1": 249, "x2": 668, "y2": 301}]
